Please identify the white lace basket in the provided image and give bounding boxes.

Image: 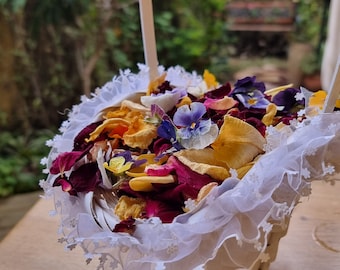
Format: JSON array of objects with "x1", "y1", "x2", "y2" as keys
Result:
[{"x1": 41, "y1": 65, "x2": 340, "y2": 270}]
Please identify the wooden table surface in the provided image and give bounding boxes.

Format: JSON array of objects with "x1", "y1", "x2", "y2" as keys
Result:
[{"x1": 0, "y1": 181, "x2": 339, "y2": 270}]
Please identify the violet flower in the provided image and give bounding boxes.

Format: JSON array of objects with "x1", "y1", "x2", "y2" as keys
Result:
[
  {"x1": 173, "y1": 102, "x2": 218, "y2": 149},
  {"x1": 272, "y1": 87, "x2": 305, "y2": 113},
  {"x1": 231, "y1": 76, "x2": 270, "y2": 109}
]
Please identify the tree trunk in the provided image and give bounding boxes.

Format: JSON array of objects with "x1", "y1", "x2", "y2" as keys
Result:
[{"x1": 0, "y1": 11, "x2": 29, "y2": 130}]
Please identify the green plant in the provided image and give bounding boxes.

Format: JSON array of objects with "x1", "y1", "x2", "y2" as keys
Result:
[
  {"x1": 293, "y1": 0, "x2": 327, "y2": 47},
  {"x1": 0, "y1": 130, "x2": 54, "y2": 197}
]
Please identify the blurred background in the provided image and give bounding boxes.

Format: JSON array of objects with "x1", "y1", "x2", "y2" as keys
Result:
[{"x1": 0, "y1": 0, "x2": 329, "y2": 199}]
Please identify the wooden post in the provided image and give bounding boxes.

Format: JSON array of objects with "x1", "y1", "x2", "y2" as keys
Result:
[{"x1": 139, "y1": 0, "x2": 159, "y2": 81}]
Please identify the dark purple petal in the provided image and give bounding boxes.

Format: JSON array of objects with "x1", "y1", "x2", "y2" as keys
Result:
[
  {"x1": 158, "y1": 80, "x2": 173, "y2": 93},
  {"x1": 115, "y1": 151, "x2": 133, "y2": 162},
  {"x1": 50, "y1": 151, "x2": 84, "y2": 174},
  {"x1": 53, "y1": 176, "x2": 77, "y2": 196},
  {"x1": 272, "y1": 88, "x2": 304, "y2": 113},
  {"x1": 168, "y1": 156, "x2": 214, "y2": 198},
  {"x1": 73, "y1": 122, "x2": 103, "y2": 151},
  {"x1": 69, "y1": 163, "x2": 101, "y2": 192},
  {"x1": 231, "y1": 76, "x2": 266, "y2": 95},
  {"x1": 143, "y1": 199, "x2": 183, "y2": 223},
  {"x1": 253, "y1": 81, "x2": 266, "y2": 93},
  {"x1": 204, "y1": 82, "x2": 232, "y2": 99},
  {"x1": 152, "y1": 138, "x2": 174, "y2": 156},
  {"x1": 113, "y1": 217, "x2": 136, "y2": 234},
  {"x1": 233, "y1": 76, "x2": 256, "y2": 94}
]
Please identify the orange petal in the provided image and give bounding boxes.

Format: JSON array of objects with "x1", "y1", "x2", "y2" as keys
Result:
[
  {"x1": 123, "y1": 118, "x2": 158, "y2": 149},
  {"x1": 86, "y1": 118, "x2": 130, "y2": 142},
  {"x1": 204, "y1": 96, "x2": 238, "y2": 110}
]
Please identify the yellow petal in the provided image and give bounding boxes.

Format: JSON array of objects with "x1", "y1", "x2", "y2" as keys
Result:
[
  {"x1": 123, "y1": 118, "x2": 158, "y2": 149},
  {"x1": 176, "y1": 96, "x2": 192, "y2": 107},
  {"x1": 236, "y1": 160, "x2": 258, "y2": 179},
  {"x1": 264, "y1": 83, "x2": 293, "y2": 97},
  {"x1": 174, "y1": 148, "x2": 230, "y2": 181},
  {"x1": 196, "y1": 182, "x2": 218, "y2": 203},
  {"x1": 262, "y1": 103, "x2": 277, "y2": 126},
  {"x1": 114, "y1": 195, "x2": 146, "y2": 220},
  {"x1": 211, "y1": 115, "x2": 265, "y2": 169},
  {"x1": 129, "y1": 175, "x2": 175, "y2": 192},
  {"x1": 336, "y1": 99, "x2": 340, "y2": 109},
  {"x1": 147, "y1": 72, "x2": 167, "y2": 95},
  {"x1": 309, "y1": 90, "x2": 327, "y2": 109},
  {"x1": 203, "y1": 69, "x2": 218, "y2": 89}
]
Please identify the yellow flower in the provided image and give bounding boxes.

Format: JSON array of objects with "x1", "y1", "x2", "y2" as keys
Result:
[
  {"x1": 126, "y1": 153, "x2": 168, "y2": 177},
  {"x1": 103, "y1": 156, "x2": 133, "y2": 175}
]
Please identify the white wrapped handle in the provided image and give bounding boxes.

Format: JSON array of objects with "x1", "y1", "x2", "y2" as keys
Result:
[
  {"x1": 139, "y1": 0, "x2": 159, "y2": 81},
  {"x1": 323, "y1": 55, "x2": 340, "y2": 113}
]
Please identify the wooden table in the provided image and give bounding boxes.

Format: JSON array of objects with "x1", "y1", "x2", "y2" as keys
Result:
[{"x1": 1, "y1": 181, "x2": 339, "y2": 270}]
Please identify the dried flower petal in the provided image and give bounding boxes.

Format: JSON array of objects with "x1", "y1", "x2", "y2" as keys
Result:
[
  {"x1": 211, "y1": 115, "x2": 265, "y2": 169},
  {"x1": 114, "y1": 195, "x2": 146, "y2": 220}
]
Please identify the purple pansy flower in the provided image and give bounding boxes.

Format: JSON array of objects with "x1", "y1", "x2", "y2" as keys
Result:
[
  {"x1": 173, "y1": 102, "x2": 218, "y2": 149},
  {"x1": 272, "y1": 87, "x2": 305, "y2": 113},
  {"x1": 232, "y1": 76, "x2": 266, "y2": 94},
  {"x1": 230, "y1": 76, "x2": 270, "y2": 109}
]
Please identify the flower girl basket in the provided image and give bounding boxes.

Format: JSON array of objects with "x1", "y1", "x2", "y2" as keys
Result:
[{"x1": 41, "y1": 1, "x2": 340, "y2": 269}]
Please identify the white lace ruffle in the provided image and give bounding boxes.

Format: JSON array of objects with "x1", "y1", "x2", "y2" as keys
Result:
[{"x1": 41, "y1": 65, "x2": 340, "y2": 270}]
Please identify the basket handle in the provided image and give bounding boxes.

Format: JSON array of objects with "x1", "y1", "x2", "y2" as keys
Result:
[
  {"x1": 139, "y1": 0, "x2": 159, "y2": 81},
  {"x1": 322, "y1": 55, "x2": 340, "y2": 113}
]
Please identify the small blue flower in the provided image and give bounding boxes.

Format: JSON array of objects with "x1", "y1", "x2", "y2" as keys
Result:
[{"x1": 157, "y1": 120, "x2": 182, "y2": 150}]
